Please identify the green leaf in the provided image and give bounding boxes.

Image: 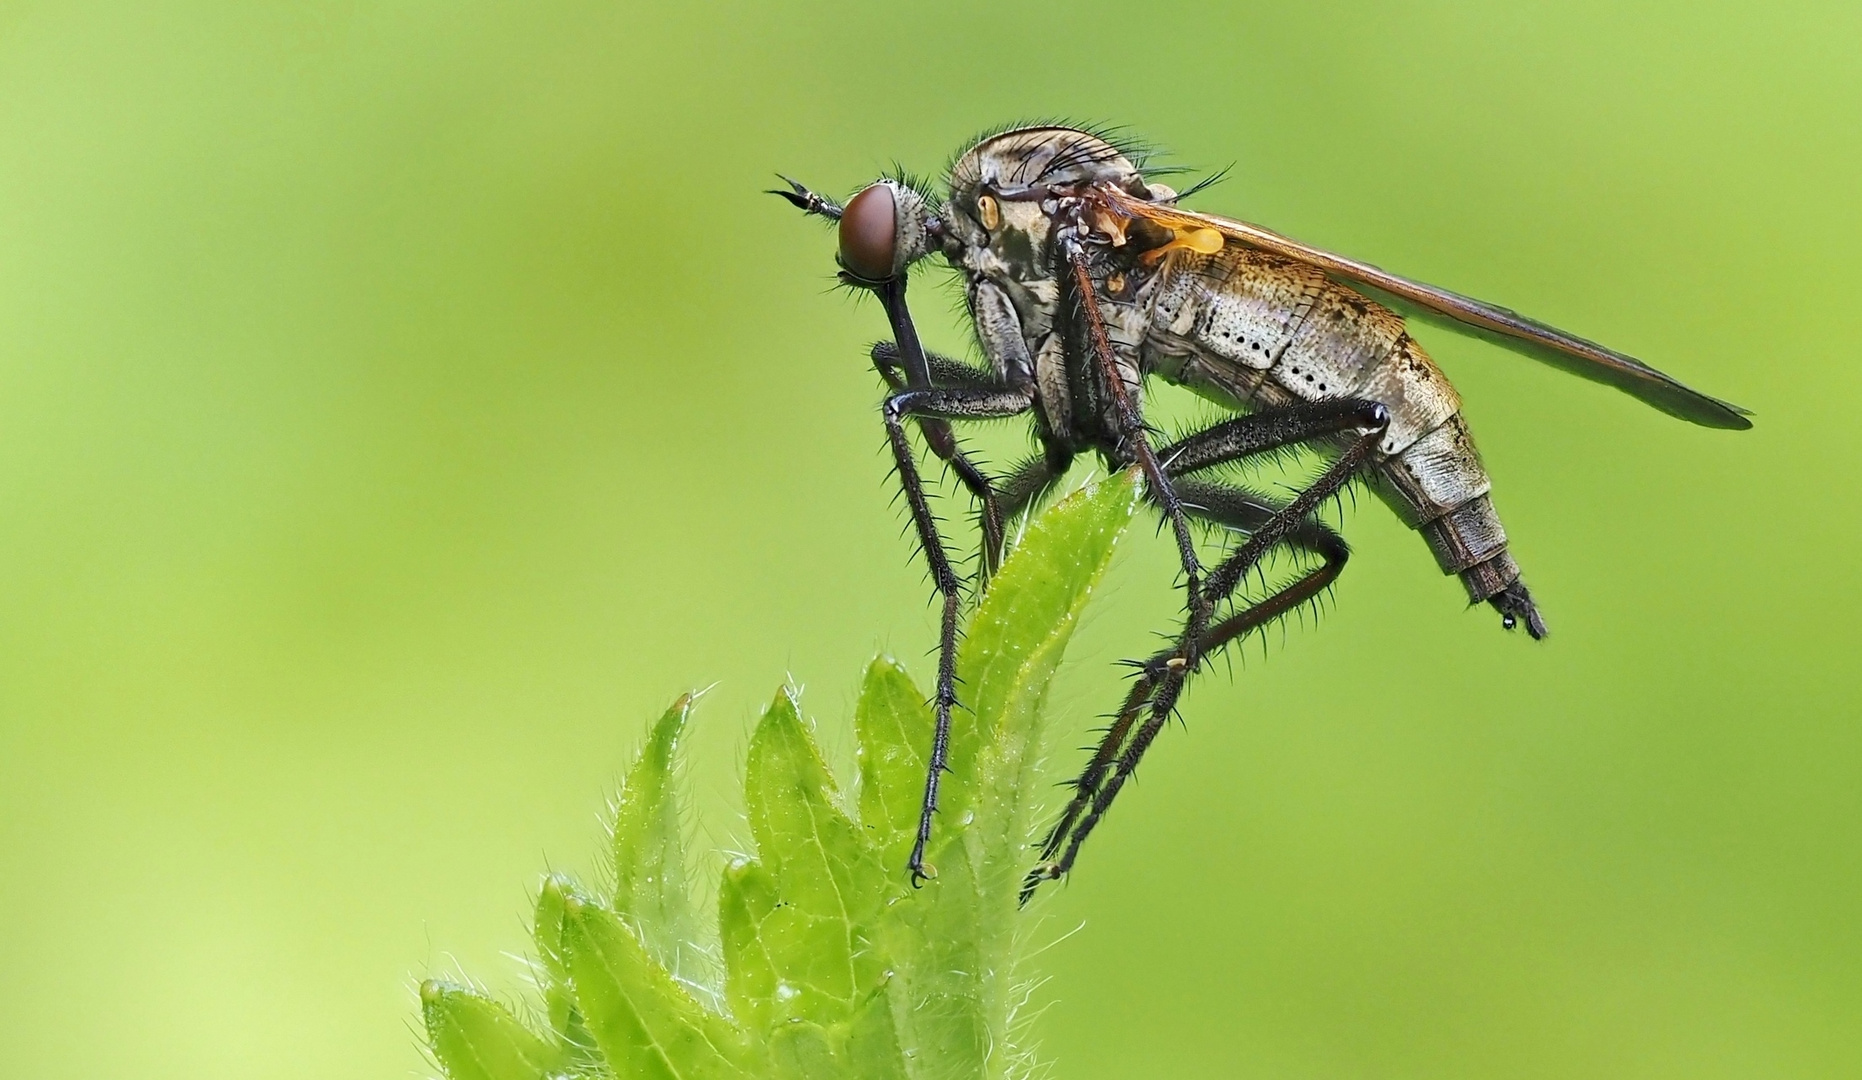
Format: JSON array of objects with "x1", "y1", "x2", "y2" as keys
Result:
[
  {"x1": 843, "y1": 983, "x2": 912, "y2": 1080},
  {"x1": 913, "y1": 470, "x2": 1142, "y2": 1079},
  {"x1": 739, "y1": 688, "x2": 894, "y2": 1025},
  {"x1": 611, "y1": 693, "x2": 719, "y2": 1009},
  {"x1": 423, "y1": 471, "x2": 1141, "y2": 1080},
  {"x1": 732, "y1": 686, "x2": 913, "y2": 1078},
  {"x1": 767, "y1": 1021, "x2": 839, "y2": 1080},
  {"x1": 871, "y1": 846, "x2": 987, "y2": 1076},
  {"x1": 967, "y1": 468, "x2": 1138, "y2": 891},
  {"x1": 761, "y1": 991, "x2": 911, "y2": 1080},
  {"x1": 849, "y1": 655, "x2": 993, "y2": 1072},
  {"x1": 721, "y1": 853, "x2": 915, "y2": 1080},
  {"x1": 929, "y1": 471, "x2": 1142, "y2": 835},
  {"x1": 421, "y1": 980, "x2": 562, "y2": 1080},
  {"x1": 961, "y1": 469, "x2": 1141, "y2": 752},
  {"x1": 968, "y1": 467, "x2": 1139, "y2": 872},
  {"x1": 532, "y1": 873, "x2": 597, "y2": 1062},
  {"x1": 562, "y1": 892, "x2": 755, "y2": 1079},
  {"x1": 853, "y1": 655, "x2": 933, "y2": 872},
  {"x1": 717, "y1": 857, "x2": 781, "y2": 1034}
]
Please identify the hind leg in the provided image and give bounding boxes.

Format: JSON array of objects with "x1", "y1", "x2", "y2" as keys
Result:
[
  {"x1": 1024, "y1": 402, "x2": 1388, "y2": 899},
  {"x1": 1023, "y1": 481, "x2": 1350, "y2": 903}
]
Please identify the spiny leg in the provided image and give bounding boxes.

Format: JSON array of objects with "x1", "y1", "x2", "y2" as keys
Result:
[
  {"x1": 874, "y1": 280, "x2": 1036, "y2": 884},
  {"x1": 1058, "y1": 236, "x2": 1212, "y2": 694},
  {"x1": 1030, "y1": 415, "x2": 1389, "y2": 895},
  {"x1": 885, "y1": 383, "x2": 1033, "y2": 882},
  {"x1": 1032, "y1": 400, "x2": 1389, "y2": 876},
  {"x1": 1024, "y1": 400, "x2": 1389, "y2": 898},
  {"x1": 1021, "y1": 488, "x2": 1350, "y2": 905},
  {"x1": 872, "y1": 341, "x2": 1014, "y2": 576}
]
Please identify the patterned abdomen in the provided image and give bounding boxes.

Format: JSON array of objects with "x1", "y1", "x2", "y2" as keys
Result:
[{"x1": 1143, "y1": 247, "x2": 1527, "y2": 608}]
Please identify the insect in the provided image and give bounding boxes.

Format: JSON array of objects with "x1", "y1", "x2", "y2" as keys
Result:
[{"x1": 772, "y1": 125, "x2": 1751, "y2": 901}]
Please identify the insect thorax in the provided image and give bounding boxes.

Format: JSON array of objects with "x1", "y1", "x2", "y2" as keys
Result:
[{"x1": 942, "y1": 128, "x2": 1165, "y2": 448}]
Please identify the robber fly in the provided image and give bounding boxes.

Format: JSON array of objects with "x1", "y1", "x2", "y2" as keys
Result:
[{"x1": 772, "y1": 125, "x2": 1750, "y2": 901}]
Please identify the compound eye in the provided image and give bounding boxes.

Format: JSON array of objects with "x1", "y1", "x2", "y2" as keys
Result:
[{"x1": 838, "y1": 183, "x2": 897, "y2": 282}]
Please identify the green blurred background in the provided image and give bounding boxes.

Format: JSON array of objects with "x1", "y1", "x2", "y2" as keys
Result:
[{"x1": 1, "y1": 1, "x2": 1856, "y2": 1076}]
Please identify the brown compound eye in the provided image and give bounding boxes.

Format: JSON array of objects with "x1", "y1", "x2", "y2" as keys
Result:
[{"x1": 837, "y1": 183, "x2": 897, "y2": 282}]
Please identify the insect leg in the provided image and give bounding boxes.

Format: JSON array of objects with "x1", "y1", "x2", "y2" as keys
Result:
[
  {"x1": 1020, "y1": 484, "x2": 1350, "y2": 904},
  {"x1": 1033, "y1": 400, "x2": 1389, "y2": 865},
  {"x1": 882, "y1": 379, "x2": 1036, "y2": 884},
  {"x1": 872, "y1": 341, "x2": 1014, "y2": 575},
  {"x1": 872, "y1": 277, "x2": 1044, "y2": 882},
  {"x1": 1058, "y1": 239, "x2": 1211, "y2": 671},
  {"x1": 1025, "y1": 400, "x2": 1389, "y2": 897},
  {"x1": 871, "y1": 340, "x2": 1001, "y2": 388}
]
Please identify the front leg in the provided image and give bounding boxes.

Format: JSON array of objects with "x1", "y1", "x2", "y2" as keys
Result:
[
  {"x1": 871, "y1": 341, "x2": 1013, "y2": 574},
  {"x1": 882, "y1": 380, "x2": 1036, "y2": 884}
]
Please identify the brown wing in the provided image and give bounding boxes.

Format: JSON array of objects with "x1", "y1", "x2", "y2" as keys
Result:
[{"x1": 1101, "y1": 186, "x2": 1752, "y2": 430}]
